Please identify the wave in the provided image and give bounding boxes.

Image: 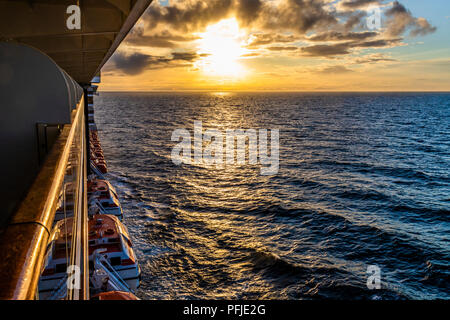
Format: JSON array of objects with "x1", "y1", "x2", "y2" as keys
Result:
[
  {"x1": 390, "y1": 205, "x2": 450, "y2": 223},
  {"x1": 308, "y1": 159, "x2": 437, "y2": 182},
  {"x1": 95, "y1": 92, "x2": 450, "y2": 300}
]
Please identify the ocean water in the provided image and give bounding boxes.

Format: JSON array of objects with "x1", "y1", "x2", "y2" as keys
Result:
[{"x1": 94, "y1": 92, "x2": 449, "y2": 300}]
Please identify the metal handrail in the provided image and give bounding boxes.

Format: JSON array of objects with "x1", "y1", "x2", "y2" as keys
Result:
[
  {"x1": 0, "y1": 96, "x2": 87, "y2": 300},
  {"x1": 67, "y1": 108, "x2": 89, "y2": 300}
]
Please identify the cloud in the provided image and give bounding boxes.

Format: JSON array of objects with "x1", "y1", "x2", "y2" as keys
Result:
[
  {"x1": 246, "y1": 33, "x2": 299, "y2": 47},
  {"x1": 240, "y1": 52, "x2": 261, "y2": 57},
  {"x1": 144, "y1": 0, "x2": 338, "y2": 34},
  {"x1": 108, "y1": 0, "x2": 436, "y2": 74},
  {"x1": 355, "y1": 38, "x2": 402, "y2": 48},
  {"x1": 109, "y1": 51, "x2": 202, "y2": 75},
  {"x1": 125, "y1": 29, "x2": 199, "y2": 48},
  {"x1": 385, "y1": 1, "x2": 436, "y2": 37},
  {"x1": 342, "y1": 11, "x2": 366, "y2": 30},
  {"x1": 410, "y1": 18, "x2": 437, "y2": 37},
  {"x1": 301, "y1": 43, "x2": 351, "y2": 57},
  {"x1": 352, "y1": 53, "x2": 396, "y2": 64},
  {"x1": 236, "y1": 0, "x2": 264, "y2": 26},
  {"x1": 307, "y1": 31, "x2": 378, "y2": 42},
  {"x1": 267, "y1": 46, "x2": 299, "y2": 51},
  {"x1": 256, "y1": 0, "x2": 338, "y2": 34},
  {"x1": 170, "y1": 52, "x2": 200, "y2": 61},
  {"x1": 142, "y1": 1, "x2": 435, "y2": 41},
  {"x1": 338, "y1": 0, "x2": 384, "y2": 10},
  {"x1": 111, "y1": 52, "x2": 152, "y2": 75},
  {"x1": 144, "y1": 0, "x2": 234, "y2": 32},
  {"x1": 317, "y1": 65, "x2": 354, "y2": 74},
  {"x1": 300, "y1": 38, "x2": 402, "y2": 57}
]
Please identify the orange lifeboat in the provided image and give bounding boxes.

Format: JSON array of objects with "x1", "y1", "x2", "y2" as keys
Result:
[{"x1": 91, "y1": 291, "x2": 139, "y2": 300}]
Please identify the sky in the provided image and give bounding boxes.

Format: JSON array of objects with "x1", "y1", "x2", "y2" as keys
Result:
[{"x1": 100, "y1": 0, "x2": 450, "y2": 91}]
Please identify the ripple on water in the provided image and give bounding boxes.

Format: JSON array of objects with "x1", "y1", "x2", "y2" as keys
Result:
[{"x1": 95, "y1": 92, "x2": 450, "y2": 300}]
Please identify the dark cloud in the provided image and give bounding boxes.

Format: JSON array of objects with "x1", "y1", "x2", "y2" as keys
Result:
[
  {"x1": 317, "y1": 65, "x2": 354, "y2": 74},
  {"x1": 125, "y1": 29, "x2": 199, "y2": 48},
  {"x1": 112, "y1": 52, "x2": 152, "y2": 75},
  {"x1": 343, "y1": 12, "x2": 366, "y2": 30},
  {"x1": 144, "y1": 0, "x2": 338, "y2": 34},
  {"x1": 307, "y1": 31, "x2": 378, "y2": 42},
  {"x1": 259, "y1": 0, "x2": 338, "y2": 34},
  {"x1": 108, "y1": 0, "x2": 436, "y2": 74},
  {"x1": 137, "y1": 0, "x2": 436, "y2": 47},
  {"x1": 353, "y1": 54, "x2": 396, "y2": 64},
  {"x1": 110, "y1": 51, "x2": 201, "y2": 75},
  {"x1": 300, "y1": 38, "x2": 402, "y2": 57},
  {"x1": 354, "y1": 38, "x2": 401, "y2": 48},
  {"x1": 236, "y1": 0, "x2": 263, "y2": 26},
  {"x1": 246, "y1": 33, "x2": 299, "y2": 47},
  {"x1": 301, "y1": 43, "x2": 351, "y2": 57},
  {"x1": 267, "y1": 46, "x2": 299, "y2": 51},
  {"x1": 385, "y1": 1, "x2": 436, "y2": 37},
  {"x1": 410, "y1": 18, "x2": 437, "y2": 37},
  {"x1": 144, "y1": 0, "x2": 234, "y2": 32},
  {"x1": 171, "y1": 52, "x2": 200, "y2": 61},
  {"x1": 339, "y1": 0, "x2": 383, "y2": 10},
  {"x1": 141, "y1": 1, "x2": 435, "y2": 41}
]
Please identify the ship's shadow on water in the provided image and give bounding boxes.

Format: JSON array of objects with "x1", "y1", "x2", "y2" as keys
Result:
[{"x1": 95, "y1": 92, "x2": 450, "y2": 300}]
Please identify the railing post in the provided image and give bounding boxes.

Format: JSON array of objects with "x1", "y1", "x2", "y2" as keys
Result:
[{"x1": 83, "y1": 86, "x2": 91, "y2": 176}]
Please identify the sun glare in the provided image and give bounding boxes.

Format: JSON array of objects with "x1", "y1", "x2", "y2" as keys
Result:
[{"x1": 195, "y1": 18, "x2": 247, "y2": 79}]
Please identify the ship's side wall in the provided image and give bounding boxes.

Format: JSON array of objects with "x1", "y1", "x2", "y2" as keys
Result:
[{"x1": 0, "y1": 42, "x2": 81, "y2": 228}]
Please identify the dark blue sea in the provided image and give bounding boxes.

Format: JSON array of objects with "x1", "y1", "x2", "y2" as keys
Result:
[{"x1": 94, "y1": 92, "x2": 449, "y2": 300}]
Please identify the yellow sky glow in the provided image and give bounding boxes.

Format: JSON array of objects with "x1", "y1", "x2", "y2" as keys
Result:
[
  {"x1": 98, "y1": 4, "x2": 450, "y2": 93},
  {"x1": 194, "y1": 18, "x2": 248, "y2": 79}
]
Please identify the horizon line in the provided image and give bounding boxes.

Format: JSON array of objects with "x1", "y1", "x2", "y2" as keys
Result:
[{"x1": 97, "y1": 90, "x2": 450, "y2": 93}]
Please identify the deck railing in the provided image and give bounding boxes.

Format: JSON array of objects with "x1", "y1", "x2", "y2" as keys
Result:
[{"x1": 0, "y1": 97, "x2": 89, "y2": 300}]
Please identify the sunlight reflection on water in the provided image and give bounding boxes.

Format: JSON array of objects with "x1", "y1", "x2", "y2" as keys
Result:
[{"x1": 95, "y1": 92, "x2": 450, "y2": 300}]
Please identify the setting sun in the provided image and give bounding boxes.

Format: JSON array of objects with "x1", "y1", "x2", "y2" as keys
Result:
[
  {"x1": 99, "y1": 0, "x2": 450, "y2": 92},
  {"x1": 194, "y1": 18, "x2": 247, "y2": 79}
]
